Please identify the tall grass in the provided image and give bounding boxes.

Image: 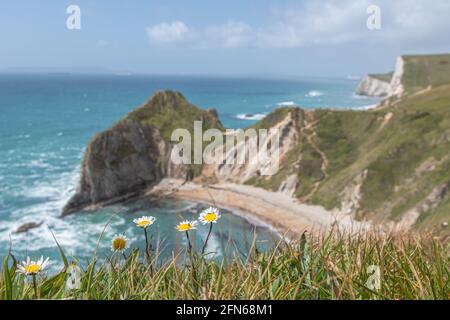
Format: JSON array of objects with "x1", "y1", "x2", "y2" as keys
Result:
[{"x1": 1, "y1": 230, "x2": 448, "y2": 300}]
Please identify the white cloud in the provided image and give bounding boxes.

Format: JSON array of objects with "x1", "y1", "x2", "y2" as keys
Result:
[
  {"x1": 260, "y1": 0, "x2": 450, "y2": 47},
  {"x1": 146, "y1": 21, "x2": 192, "y2": 44},
  {"x1": 145, "y1": 1, "x2": 450, "y2": 49},
  {"x1": 260, "y1": 0, "x2": 366, "y2": 46},
  {"x1": 205, "y1": 21, "x2": 254, "y2": 48}
]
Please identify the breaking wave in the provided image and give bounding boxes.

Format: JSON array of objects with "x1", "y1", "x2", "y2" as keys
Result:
[
  {"x1": 236, "y1": 113, "x2": 267, "y2": 121},
  {"x1": 305, "y1": 90, "x2": 325, "y2": 98}
]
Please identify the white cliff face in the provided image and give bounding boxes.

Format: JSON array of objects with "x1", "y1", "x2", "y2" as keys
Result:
[
  {"x1": 389, "y1": 56, "x2": 405, "y2": 97},
  {"x1": 356, "y1": 75, "x2": 391, "y2": 97},
  {"x1": 356, "y1": 56, "x2": 406, "y2": 99},
  {"x1": 202, "y1": 112, "x2": 299, "y2": 183}
]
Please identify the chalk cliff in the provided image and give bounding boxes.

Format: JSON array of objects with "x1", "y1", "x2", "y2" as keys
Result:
[
  {"x1": 356, "y1": 74, "x2": 391, "y2": 97},
  {"x1": 357, "y1": 54, "x2": 450, "y2": 99}
]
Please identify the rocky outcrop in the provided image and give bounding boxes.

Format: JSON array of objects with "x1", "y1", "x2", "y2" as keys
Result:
[
  {"x1": 388, "y1": 56, "x2": 406, "y2": 97},
  {"x1": 15, "y1": 221, "x2": 44, "y2": 234},
  {"x1": 356, "y1": 56, "x2": 407, "y2": 98},
  {"x1": 63, "y1": 120, "x2": 170, "y2": 214},
  {"x1": 278, "y1": 174, "x2": 299, "y2": 197},
  {"x1": 398, "y1": 182, "x2": 449, "y2": 229},
  {"x1": 332, "y1": 170, "x2": 368, "y2": 217},
  {"x1": 201, "y1": 110, "x2": 299, "y2": 183},
  {"x1": 356, "y1": 75, "x2": 391, "y2": 97},
  {"x1": 63, "y1": 90, "x2": 223, "y2": 215}
]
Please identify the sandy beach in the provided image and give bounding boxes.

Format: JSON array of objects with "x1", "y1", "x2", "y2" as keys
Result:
[{"x1": 147, "y1": 179, "x2": 369, "y2": 238}]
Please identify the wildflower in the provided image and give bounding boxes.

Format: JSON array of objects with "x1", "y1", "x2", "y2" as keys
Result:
[
  {"x1": 199, "y1": 207, "x2": 221, "y2": 225},
  {"x1": 133, "y1": 216, "x2": 156, "y2": 229},
  {"x1": 111, "y1": 234, "x2": 128, "y2": 253},
  {"x1": 175, "y1": 220, "x2": 198, "y2": 232},
  {"x1": 133, "y1": 216, "x2": 156, "y2": 263},
  {"x1": 17, "y1": 256, "x2": 49, "y2": 299},
  {"x1": 17, "y1": 256, "x2": 49, "y2": 276},
  {"x1": 199, "y1": 207, "x2": 221, "y2": 254},
  {"x1": 176, "y1": 220, "x2": 198, "y2": 253}
]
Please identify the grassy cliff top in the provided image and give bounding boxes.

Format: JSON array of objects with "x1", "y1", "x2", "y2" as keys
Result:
[
  {"x1": 401, "y1": 54, "x2": 450, "y2": 92},
  {"x1": 245, "y1": 84, "x2": 450, "y2": 230},
  {"x1": 369, "y1": 72, "x2": 393, "y2": 83},
  {"x1": 127, "y1": 90, "x2": 225, "y2": 141},
  {"x1": 1, "y1": 231, "x2": 448, "y2": 300}
]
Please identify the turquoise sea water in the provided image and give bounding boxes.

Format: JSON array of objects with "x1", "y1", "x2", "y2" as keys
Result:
[{"x1": 0, "y1": 74, "x2": 379, "y2": 267}]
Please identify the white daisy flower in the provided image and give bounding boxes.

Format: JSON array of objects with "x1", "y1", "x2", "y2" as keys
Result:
[
  {"x1": 111, "y1": 234, "x2": 129, "y2": 252},
  {"x1": 133, "y1": 216, "x2": 156, "y2": 229},
  {"x1": 175, "y1": 220, "x2": 198, "y2": 232},
  {"x1": 17, "y1": 256, "x2": 50, "y2": 276},
  {"x1": 199, "y1": 207, "x2": 221, "y2": 225}
]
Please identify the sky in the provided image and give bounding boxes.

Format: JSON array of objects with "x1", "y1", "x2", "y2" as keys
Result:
[{"x1": 0, "y1": 0, "x2": 449, "y2": 77}]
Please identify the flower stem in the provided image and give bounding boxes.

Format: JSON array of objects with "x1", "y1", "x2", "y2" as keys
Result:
[
  {"x1": 185, "y1": 231, "x2": 195, "y2": 275},
  {"x1": 185, "y1": 231, "x2": 193, "y2": 253},
  {"x1": 202, "y1": 223, "x2": 213, "y2": 255},
  {"x1": 144, "y1": 228, "x2": 151, "y2": 261},
  {"x1": 32, "y1": 274, "x2": 38, "y2": 299},
  {"x1": 144, "y1": 228, "x2": 154, "y2": 273}
]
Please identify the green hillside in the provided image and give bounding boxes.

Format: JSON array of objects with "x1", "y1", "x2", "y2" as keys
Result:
[
  {"x1": 370, "y1": 72, "x2": 393, "y2": 83},
  {"x1": 128, "y1": 90, "x2": 224, "y2": 141},
  {"x1": 401, "y1": 54, "x2": 450, "y2": 93},
  {"x1": 246, "y1": 83, "x2": 450, "y2": 230}
]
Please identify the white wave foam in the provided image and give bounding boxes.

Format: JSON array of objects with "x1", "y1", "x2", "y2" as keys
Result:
[
  {"x1": 23, "y1": 159, "x2": 51, "y2": 169},
  {"x1": 305, "y1": 90, "x2": 325, "y2": 98},
  {"x1": 277, "y1": 101, "x2": 295, "y2": 107},
  {"x1": 236, "y1": 113, "x2": 267, "y2": 121},
  {"x1": 0, "y1": 166, "x2": 82, "y2": 251}
]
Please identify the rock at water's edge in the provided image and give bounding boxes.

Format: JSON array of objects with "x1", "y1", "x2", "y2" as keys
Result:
[
  {"x1": 63, "y1": 90, "x2": 222, "y2": 215},
  {"x1": 63, "y1": 119, "x2": 170, "y2": 215},
  {"x1": 15, "y1": 221, "x2": 44, "y2": 234}
]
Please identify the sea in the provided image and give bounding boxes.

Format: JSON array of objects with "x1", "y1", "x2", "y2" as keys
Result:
[{"x1": 0, "y1": 73, "x2": 379, "y2": 268}]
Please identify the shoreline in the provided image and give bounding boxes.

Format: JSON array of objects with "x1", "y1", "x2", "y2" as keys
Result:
[{"x1": 147, "y1": 179, "x2": 369, "y2": 238}]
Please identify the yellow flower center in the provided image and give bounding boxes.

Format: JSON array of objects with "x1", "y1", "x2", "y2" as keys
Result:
[
  {"x1": 178, "y1": 223, "x2": 192, "y2": 231},
  {"x1": 204, "y1": 213, "x2": 217, "y2": 222},
  {"x1": 137, "y1": 220, "x2": 151, "y2": 228},
  {"x1": 112, "y1": 238, "x2": 126, "y2": 251},
  {"x1": 25, "y1": 264, "x2": 41, "y2": 274}
]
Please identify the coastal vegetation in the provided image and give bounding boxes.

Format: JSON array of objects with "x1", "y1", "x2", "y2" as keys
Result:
[
  {"x1": 1, "y1": 226, "x2": 448, "y2": 300},
  {"x1": 243, "y1": 55, "x2": 450, "y2": 230},
  {"x1": 401, "y1": 54, "x2": 450, "y2": 93},
  {"x1": 369, "y1": 72, "x2": 393, "y2": 83}
]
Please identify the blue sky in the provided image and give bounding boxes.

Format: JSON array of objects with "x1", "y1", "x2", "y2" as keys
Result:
[{"x1": 1, "y1": 0, "x2": 449, "y2": 77}]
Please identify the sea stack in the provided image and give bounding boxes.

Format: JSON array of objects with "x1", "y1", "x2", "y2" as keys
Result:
[{"x1": 62, "y1": 90, "x2": 224, "y2": 215}]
